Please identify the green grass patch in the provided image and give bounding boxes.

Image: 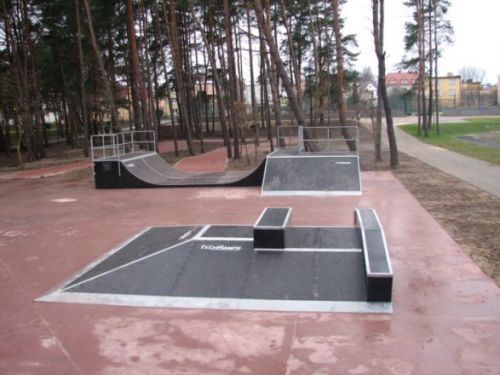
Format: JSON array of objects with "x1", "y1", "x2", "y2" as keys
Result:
[{"x1": 400, "y1": 117, "x2": 500, "y2": 166}]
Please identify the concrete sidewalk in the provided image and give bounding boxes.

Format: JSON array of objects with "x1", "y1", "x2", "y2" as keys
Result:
[{"x1": 371, "y1": 116, "x2": 500, "y2": 198}]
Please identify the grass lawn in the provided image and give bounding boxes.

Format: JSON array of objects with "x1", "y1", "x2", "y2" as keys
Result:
[{"x1": 400, "y1": 117, "x2": 500, "y2": 166}]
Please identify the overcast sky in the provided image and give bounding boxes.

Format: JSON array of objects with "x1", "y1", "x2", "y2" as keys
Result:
[{"x1": 343, "y1": 0, "x2": 500, "y2": 84}]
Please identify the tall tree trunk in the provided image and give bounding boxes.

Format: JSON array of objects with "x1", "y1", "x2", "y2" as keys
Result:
[
  {"x1": 127, "y1": 0, "x2": 145, "y2": 130},
  {"x1": 180, "y1": 15, "x2": 194, "y2": 145},
  {"x1": 234, "y1": 17, "x2": 245, "y2": 102},
  {"x1": 332, "y1": 0, "x2": 356, "y2": 151},
  {"x1": 433, "y1": 0, "x2": 440, "y2": 134},
  {"x1": 157, "y1": 0, "x2": 179, "y2": 155},
  {"x1": 254, "y1": 0, "x2": 305, "y2": 127},
  {"x1": 417, "y1": 75, "x2": 422, "y2": 135},
  {"x1": 152, "y1": 56, "x2": 162, "y2": 138},
  {"x1": 187, "y1": 0, "x2": 232, "y2": 158},
  {"x1": 187, "y1": 21, "x2": 204, "y2": 152},
  {"x1": 278, "y1": 0, "x2": 302, "y2": 107},
  {"x1": 270, "y1": 1, "x2": 280, "y2": 95},
  {"x1": 128, "y1": 62, "x2": 141, "y2": 130},
  {"x1": 427, "y1": 0, "x2": 433, "y2": 129},
  {"x1": 75, "y1": 0, "x2": 89, "y2": 157},
  {"x1": 373, "y1": 0, "x2": 398, "y2": 168},
  {"x1": 165, "y1": 0, "x2": 194, "y2": 155},
  {"x1": 125, "y1": 69, "x2": 133, "y2": 131},
  {"x1": 160, "y1": 60, "x2": 179, "y2": 156},
  {"x1": 260, "y1": 48, "x2": 274, "y2": 151},
  {"x1": 417, "y1": 0, "x2": 428, "y2": 136},
  {"x1": 308, "y1": 0, "x2": 320, "y2": 126},
  {"x1": 259, "y1": 26, "x2": 282, "y2": 130},
  {"x1": 82, "y1": 0, "x2": 119, "y2": 129},
  {"x1": 139, "y1": 1, "x2": 158, "y2": 141},
  {"x1": 106, "y1": 29, "x2": 117, "y2": 104},
  {"x1": 375, "y1": 93, "x2": 383, "y2": 161},
  {"x1": 22, "y1": 0, "x2": 45, "y2": 159},
  {"x1": 247, "y1": 7, "x2": 259, "y2": 147},
  {"x1": 202, "y1": 48, "x2": 210, "y2": 134},
  {"x1": 223, "y1": 0, "x2": 240, "y2": 158}
]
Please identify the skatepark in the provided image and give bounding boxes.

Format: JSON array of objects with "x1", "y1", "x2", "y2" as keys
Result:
[
  {"x1": 1, "y1": 126, "x2": 500, "y2": 374},
  {"x1": 3, "y1": 0, "x2": 500, "y2": 371},
  {"x1": 91, "y1": 129, "x2": 362, "y2": 195}
]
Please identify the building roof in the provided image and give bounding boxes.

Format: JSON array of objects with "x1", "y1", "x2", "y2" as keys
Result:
[{"x1": 386, "y1": 72, "x2": 418, "y2": 86}]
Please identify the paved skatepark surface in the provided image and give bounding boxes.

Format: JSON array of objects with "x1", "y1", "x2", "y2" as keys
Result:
[{"x1": 2, "y1": 145, "x2": 500, "y2": 373}]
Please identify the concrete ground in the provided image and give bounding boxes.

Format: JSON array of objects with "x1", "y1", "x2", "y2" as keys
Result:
[
  {"x1": 1, "y1": 149, "x2": 500, "y2": 374},
  {"x1": 391, "y1": 116, "x2": 500, "y2": 198}
]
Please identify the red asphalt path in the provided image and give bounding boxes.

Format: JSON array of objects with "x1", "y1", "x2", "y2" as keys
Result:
[
  {"x1": 1, "y1": 152, "x2": 500, "y2": 374},
  {"x1": 175, "y1": 147, "x2": 228, "y2": 172}
]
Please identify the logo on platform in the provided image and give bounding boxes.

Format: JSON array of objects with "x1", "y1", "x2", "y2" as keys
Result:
[{"x1": 201, "y1": 244, "x2": 242, "y2": 252}]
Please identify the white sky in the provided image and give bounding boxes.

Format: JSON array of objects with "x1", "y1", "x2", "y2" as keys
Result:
[{"x1": 343, "y1": 0, "x2": 500, "y2": 84}]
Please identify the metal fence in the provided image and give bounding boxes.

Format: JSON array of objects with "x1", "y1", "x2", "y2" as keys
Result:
[
  {"x1": 388, "y1": 93, "x2": 498, "y2": 116},
  {"x1": 90, "y1": 130, "x2": 156, "y2": 163},
  {"x1": 277, "y1": 125, "x2": 359, "y2": 153}
]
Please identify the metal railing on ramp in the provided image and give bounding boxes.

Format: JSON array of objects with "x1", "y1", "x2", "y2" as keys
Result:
[{"x1": 277, "y1": 125, "x2": 359, "y2": 153}]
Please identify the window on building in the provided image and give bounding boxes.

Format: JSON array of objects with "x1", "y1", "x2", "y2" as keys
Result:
[
  {"x1": 448, "y1": 89, "x2": 456, "y2": 96},
  {"x1": 401, "y1": 80, "x2": 408, "y2": 84},
  {"x1": 389, "y1": 80, "x2": 397, "y2": 84},
  {"x1": 448, "y1": 79, "x2": 456, "y2": 85}
]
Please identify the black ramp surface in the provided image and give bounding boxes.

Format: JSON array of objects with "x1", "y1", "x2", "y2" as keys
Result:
[
  {"x1": 67, "y1": 242, "x2": 195, "y2": 296},
  {"x1": 95, "y1": 152, "x2": 266, "y2": 188},
  {"x1": 64, "y1": 226, "x2": 367, "y2": 302},
  {"x1": 262, "y1": 150, "x2": 361, "y2": 194},
  {"x1": 65, "y1": 226, "x2": 200, "y2": 288}
]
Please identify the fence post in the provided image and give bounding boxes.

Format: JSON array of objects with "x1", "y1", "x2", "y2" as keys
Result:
[{"x1": 298, "y1": 126, "x2": 304, "y2": 153}]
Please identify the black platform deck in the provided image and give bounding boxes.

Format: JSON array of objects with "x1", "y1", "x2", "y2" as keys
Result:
[
  {"x1": 38, "y1": 209, "x2": 392, "y2": 313},
  {"x1": 261, "y1": 149, "x2": 362, "y2": 196}
]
